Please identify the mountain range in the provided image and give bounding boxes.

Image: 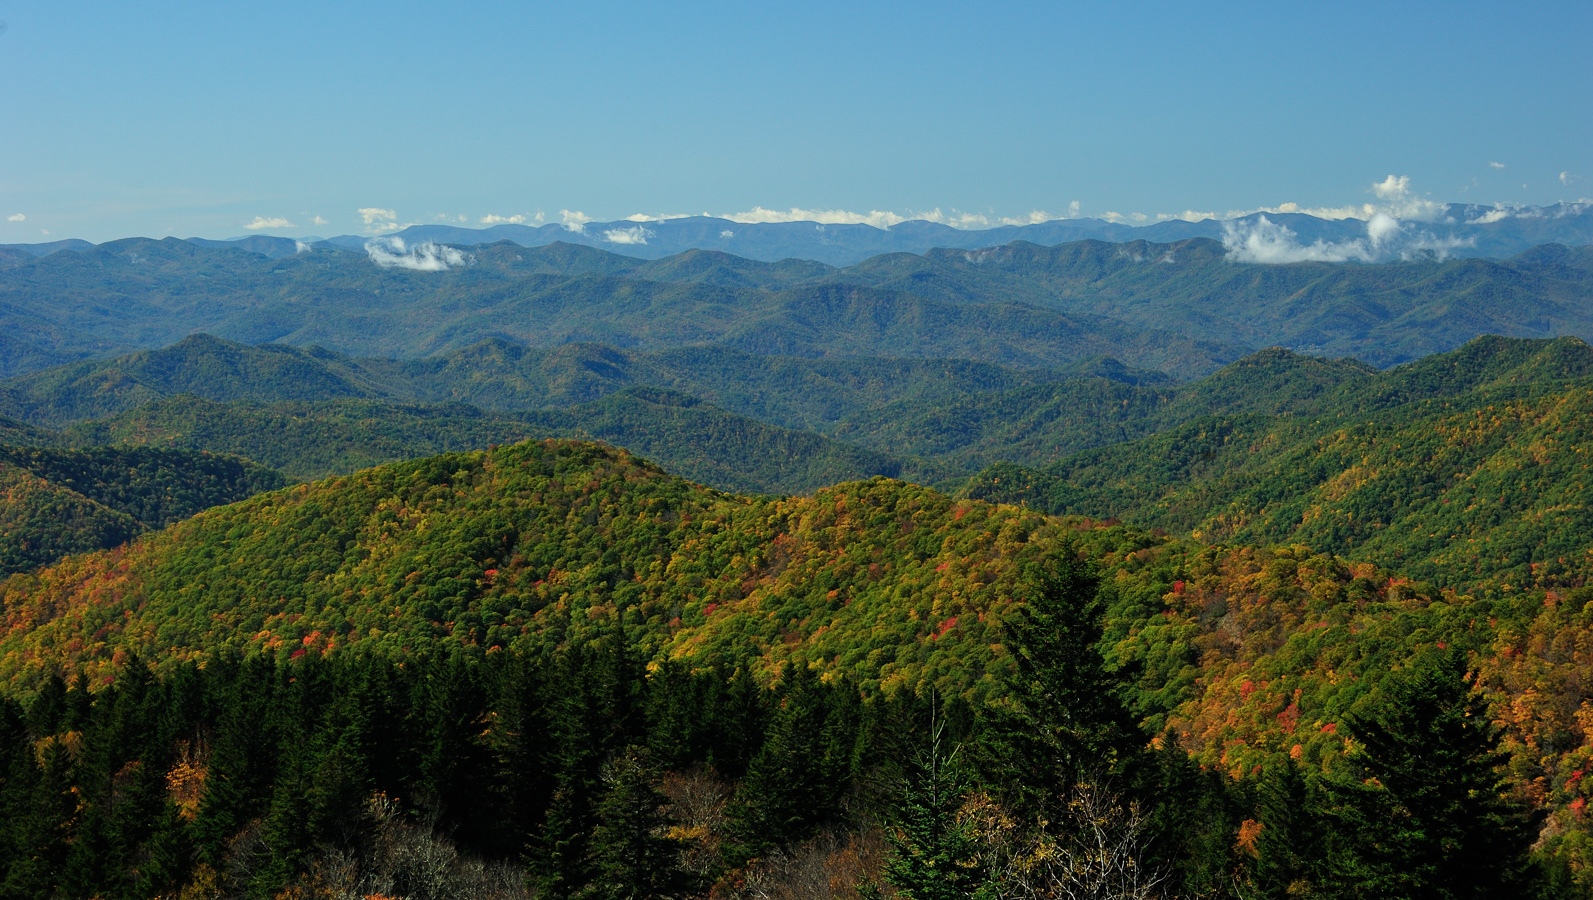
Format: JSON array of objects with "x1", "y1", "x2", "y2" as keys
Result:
[
  {"x1": 3, "y1": 224, "x2": 1593, "y2": 893},
  {"x1": 2, "y1": 234, "x2": 1591, "y2": 382},
  {"x1": 6, "y1": 202, "x2": 1592, "y2": 266}
]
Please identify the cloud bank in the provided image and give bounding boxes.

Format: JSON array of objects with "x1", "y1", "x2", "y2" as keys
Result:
[
  {"x1": 364, "y1": 236, "x2": 473, "y2": 271},
  {"x1": 602, "y1": 226, "x2": 652, "y2": 245},
  {"x1": 715, "y1": 206, "x2": 1066, "y2": 230},
  {"x1": 243, "y1": 216, "x2": 293, "y2": 231},
  {"x1": 359, "y1": 208, "x2": 405, "y2": 234},
  {"x1": 481, "y1": 214, "x2": 529, "y2": 225},
  {"x1": 1223, "y1": 213, "x2": 1471, "y2": 264}
]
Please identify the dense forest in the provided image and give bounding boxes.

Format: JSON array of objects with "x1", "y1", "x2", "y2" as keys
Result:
[
  {"x1": 3, "y1": 235, "x2": 1593, "y2": 897},
  {"x1": 1, "y1": 439, "x2": 1590, "y2": 896},
  {"x1": 0, "y1": 446, "x2": 286, "y2": 575}
]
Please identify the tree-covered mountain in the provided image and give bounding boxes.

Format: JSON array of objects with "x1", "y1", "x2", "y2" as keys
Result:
[
  {"x1": 965, "y1": 334, "x2": 1593, "y2": 595},
  {"x1": 0, "y1": 445, "x2": 286, "y2": 574},
  {"x1": 0, "y1": 332, "x2": 1132, "y2": 430},
  {"x1": 3, "y1": 234, "x2": 1590, "y2": 380},
  {"x1": 58, "y1": 389, "x2": 933, "y2": 493},
  {"x1": 0, "y1": 438, "x2": 1589, "y2": 893},
  {"x1": 12, "y1": 203, "x2": 1590, "y2": 265}
]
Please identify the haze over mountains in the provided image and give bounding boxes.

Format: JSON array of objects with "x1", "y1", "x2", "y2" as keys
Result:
[
  {"x1": 2, "y1": 231, "x2": 1592, "y2": 381},
  {"x1": 7, "y1": 202, "x2": 1592, "y2": 266}
]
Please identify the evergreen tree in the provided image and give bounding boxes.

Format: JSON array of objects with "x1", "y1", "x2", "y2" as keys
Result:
[
  {"x1": 988, "y1": 546, "x2": 1136, "y2": 815},
  {"x1": 1252, "y1": 759, "x2": 1328, "y2": 898},
  {"x1": 1321, "y1": 648, "x2": 1541, "y2": 899},
  {"x1": 1, "y1": 736, "x2": 78, "y2": 900},
  {"x1": 582, "y1": 746, "x2": 692, "y2": 900},
  {"x1": 874, "y1": 721, "x2": 995, "y2": 900},
  {"x1": 723, "y1": 663, "x2": 845, "y2": 863},
  {"x1": 531, "y1": 637, "x2": 643, "y2": 899}
]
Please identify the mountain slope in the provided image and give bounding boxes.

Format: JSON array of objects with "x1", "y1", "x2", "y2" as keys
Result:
[
  {"x1": 0, "y1": 444, "x2": 287, "y2": 574},
  {"x1": 4, "y1": 438, "x2": 1593, "y2": 867},
  {"x1": 4, "y1": 236, "x2": 1591, "y2": 380},
  {"x1": 964, "y1": 335, "x2": 1593, "y2": 593},
  {"x1": 60, "y1": 390, "x2": 930, "y2": 494}
]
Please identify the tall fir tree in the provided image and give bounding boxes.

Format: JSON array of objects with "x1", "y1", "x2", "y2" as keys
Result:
[
  {"x1": 873, "y1": 719, "x2": 996, "y2": 900},
  {"x1": 987, "y1": 546, "x2": 1137, "y2": 815},
  {"x1": 1252, "y1": 758, "x2": 1328, "y2": 898},
  {"x1": 723, "y1": 662, "x2": 847, "y2": 864},
  {"x1": 581, "y1": 746, "x2": 693, "y2": 900},
  {"x1": 1321, "y1": 648, "x2": 1541, "y2": 899}
]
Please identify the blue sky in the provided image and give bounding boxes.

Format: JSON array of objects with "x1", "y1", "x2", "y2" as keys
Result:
[{"x1": 2, "y1": 1, "x2": 1589, "y2": 242}]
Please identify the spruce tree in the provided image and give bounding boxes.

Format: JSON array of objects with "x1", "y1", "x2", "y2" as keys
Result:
[
  {"x1": 582, "y1": 746, "x2": 692, "y2": 900},
  {"x1": 723, "y1": 663, "x2": 840, "y2": 862},
  {"x1": 875, "y1": 722, "x2": 996, "y2": 900},
  {"x1": 988, "y1": 546, "x2": 1136, "y2": 814},
  {"x1": 1253, "y1": 759, "x2": 1327, "y2": 898},
  {"x1": 1322, "y1": 648, "x2": 1540, "y2": 899}
]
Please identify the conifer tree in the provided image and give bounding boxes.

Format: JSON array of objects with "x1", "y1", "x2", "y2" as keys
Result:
[
  {"x1": 1322, "y1": 648, "x2": 1540, "y2": 899},
  {"x1": 874, "y1": 720, "x2": 995, "y2": 900},
  {"x1": 1252, "y1": 759, "x2": 1327, "y2": 898},
  {"x1": 582, "y1": 745, "x2": 692, "y2": 900},
  {"x1": 531, "y1": 637, "x2": 642, "y2": 899},
  {"x1": 988, "y1": 546, "x2": 1136, "y2": 814},
  {"x1": 723, "y1": 663, "x2": 843, "y2": 863}
]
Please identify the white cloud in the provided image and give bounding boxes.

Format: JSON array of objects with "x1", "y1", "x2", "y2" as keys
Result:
[
  {"x1": 1370, "y1": 174, "x2": 1444, "y2": 221},
  {"x1": 1157, "y1": 210, "x2": 1221, "y2": 222},
  {"x1": 1467, "y1": 207, "x2": 1515, "y2": 225},
  {"x1": 602, "y1": 226, "x2": 652, "y2": 245},
  {"x1": 40, "y1": 229, "x2": 50, "y2": 236},
  {"x1": 481, "y1": 214, "x2": 528, "y2": 225},
  {"x1": 1066, "y1": 201, "x2": 1081, "y2": 218},
  {"x1": 311, "y1": 215, "x2": 329, "y2": 226},
  {"x1": 363, "y1": 236, "x2": 473, "y2": 271},
  {"x1": 358, "y1": 207, "x2": 403, "y2": 234},
  {"x1": 1489, "y1": 161, "x2": 1506, "y2": 169},
  {"x1": 1563, "y1": 171, "x2": 1579, "y2": 186},
  {"x1": 6, "y1": 213, "x2": 24, "y2": 222},
  {"x1": 560, "y1": 210, "x2": 592, "y2": 233},
  {"x1": 243, "y1": 216, "x2": 294, "y2": 230},
  {"x1": 294, "y1": 240, "x2": 311, "y2": 254},
  {"x1": 721, "y1": 206, "x2": 910, "y2": 228},
  {"x1": 1223, "y1": 216, "x2": 1375, "y2": 263},
  {"x1": 623, "y1": 212, "x2": 693, "y2": 222},
  {"x1": 720, "y1": 230, "x2": 734, "y2": 238},
  {"x1": 1223, "y1": 213, "x2": 1471, "y2": 265}
]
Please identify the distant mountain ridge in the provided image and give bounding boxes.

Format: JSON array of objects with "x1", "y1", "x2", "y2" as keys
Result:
[
  {"x1": 2, "y1": 235, "x2": 1590, "y2": 380},
  {"x1": 5, "y1": 201, "x2": 1590, "y2": 266}
]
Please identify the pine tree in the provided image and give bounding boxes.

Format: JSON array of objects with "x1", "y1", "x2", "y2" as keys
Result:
[
  {"x1": 1322, "y1": 648, "x2": 1540, "y2": 899},
  {"x1": 582, "y1": 746, "x2": 692, "y2": 900}
]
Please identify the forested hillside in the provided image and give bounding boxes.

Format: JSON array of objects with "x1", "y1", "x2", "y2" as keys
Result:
[
  {"x1": 0, "y1": 438, "x2": 1585, "y2": 896},
  {"x1": 0, "y1": 445, "x2": 286, "y2": 574},
  {"x1": 965, "y1": 335, "x2": 1593, "y2": 594},
  {"x1": 2, "y1": 237, "x2": 1591, "y2": 898}
]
